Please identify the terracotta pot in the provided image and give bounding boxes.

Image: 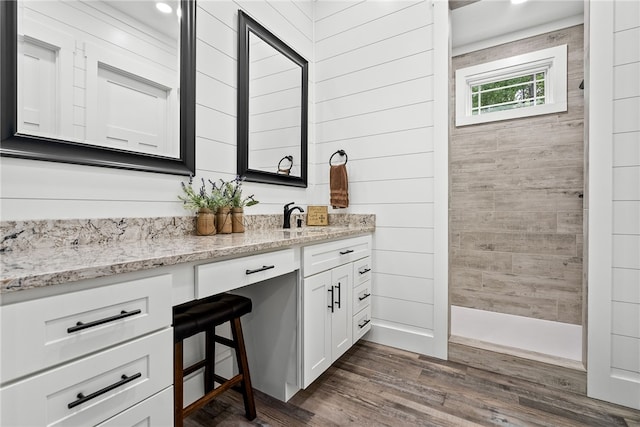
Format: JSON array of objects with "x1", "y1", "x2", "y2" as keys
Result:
[
  {"x1": 196, "y1": 208, "x2": 216, "y2": 236},
  {"x1": 216, "y1": 207, "x2": 232, "y2": 234},
  {"x1": 232, "y1": 207, "x2": 244, "y2": 233}
]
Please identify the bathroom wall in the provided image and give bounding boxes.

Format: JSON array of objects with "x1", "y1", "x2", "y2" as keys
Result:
[
  {"x1": 0, "y1": 0, "x2": 314, "y2": 220},
  {"x1": 587, "y1": 0, "x2": 640, "y2": 408},
  {"x1": 312, "y1": 0, "x2": 448, "y2": 356},
  {"x1": 449, "y1": 25, "x2": 585, "y2": 357}
]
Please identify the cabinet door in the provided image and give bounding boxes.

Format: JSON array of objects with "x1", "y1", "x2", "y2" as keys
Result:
[
  {"x1": 302, "y1": 270, "x2": 332, "y2": 388},
  {"x1": 330, "y1": 263, "x2": 352, "y2": 362}
]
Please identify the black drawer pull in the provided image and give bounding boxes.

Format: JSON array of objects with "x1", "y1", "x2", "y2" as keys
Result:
[
  {"x1": 359, "y1": 268, "x2": 371, "y2": 275},
  {"x1": 67, "y1": 309, "x2": 142, "y2": 333},
  {"x1": 68, "y1": 372, "x2": 141, "y2": 409},
  {"x1": 339, "y1": 249, "x2": 354, "y2": 255},
  {"x1": 328, "y1": 287, "x2": 334, "y2": 313},
  {"x1": 335, "y1": 282, "x2": 341, "y2": 308},
  {"x1": 358, "y1": 293, "x2": 371, "y2": 301},
  {"x1": 358, "y1": 319, "x2": 371, "y2": 329},
  {"x1": 245, "y1": 265, "x2": 275, "y2": 275}
]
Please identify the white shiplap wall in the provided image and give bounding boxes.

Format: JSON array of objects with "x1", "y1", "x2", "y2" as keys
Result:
[
  {"x1": 0, "y1": 0, "x2": 314, "y2": 220},
  {"x1": 588, "y1": 0, "x2": 640, "y2": 410},
  {"x1": 313, "y1": 0, "x2": 448, "y2": 357}
]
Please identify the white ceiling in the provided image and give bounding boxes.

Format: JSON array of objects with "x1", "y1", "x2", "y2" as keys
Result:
[
  {"x1": 104, "y1": 0, "x2": 181, "y2": 40},
  {"x1": 451, "y1": 0, "x2": 584, "y2": 54}
]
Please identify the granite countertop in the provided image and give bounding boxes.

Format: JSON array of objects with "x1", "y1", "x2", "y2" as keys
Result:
[{"x1": 0, "y1": 223, "x2": 374, "y2": 294}]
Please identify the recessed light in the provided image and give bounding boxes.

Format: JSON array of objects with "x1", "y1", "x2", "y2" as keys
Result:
[{"x1": 156, "y1": 2, "x2": 172, "y2": 14}]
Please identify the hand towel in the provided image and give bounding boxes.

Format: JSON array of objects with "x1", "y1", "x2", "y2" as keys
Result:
[{"x1": 330, "y1": 163, "x2": 349, "y2": 208}]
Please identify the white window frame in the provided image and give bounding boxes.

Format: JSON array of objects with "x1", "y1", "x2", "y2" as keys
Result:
[{"x1": 455, "y1": 44, "x2": 567, "y2": 126}]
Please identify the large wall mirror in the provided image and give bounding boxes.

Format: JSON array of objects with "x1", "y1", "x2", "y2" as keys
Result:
[
  {"x1": 0, "y1": 0, "x2": 195, "y2": 175},
  {"x1": 237, "y1": 10, "x2": 308, "y2": 187}
]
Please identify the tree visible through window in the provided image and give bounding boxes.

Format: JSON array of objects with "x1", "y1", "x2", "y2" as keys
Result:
[
  {"x1": 455, "y1": 44, "x2": 567, "y2": 126},
  {"x1": 471, "y1": 72, "x2": 546, "y2": 115}
]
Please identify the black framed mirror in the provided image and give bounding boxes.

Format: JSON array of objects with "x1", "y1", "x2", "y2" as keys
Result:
[
  {"x1": 0, "y1": 0, "x2": 195, "y2": 175},
  {"x1": 237, "y1": 10, "x2": 308, "y2": 188}
]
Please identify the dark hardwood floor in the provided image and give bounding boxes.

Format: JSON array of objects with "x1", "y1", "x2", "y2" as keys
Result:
[{"x1": 185, "y1": 341, "x2": 640, "y2": 426}]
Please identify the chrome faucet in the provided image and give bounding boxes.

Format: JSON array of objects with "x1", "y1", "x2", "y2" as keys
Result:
[{"x1": 283, "y1": 202, "x2": 304, "y2": 229}]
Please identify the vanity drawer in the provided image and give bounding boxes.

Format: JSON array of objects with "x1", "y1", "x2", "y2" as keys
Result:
[
  {"x1": 353, "y1": 305, "x2": 372, "y2": 343},
  {"x1": 96, "y1": 387, "x2": 173, "y2": 427},
  {"x1": 0, "y1": 328, "x2": 172, "y2": 427},
  {"x1": 353, "y1": 281, "x2": 372, "y2": 314},
  {"x1": 0, "y1": 274, "x2": 172, "y2": 383},
  {"x1": 303, "y1": 235, "x2": 371, "y2": 277},
  {"x1": 196, "y1": 248, "x2": 298, "y2": 298},
  {"x1": 353, "y1": 257, "x2": 372, "y2": 286}
]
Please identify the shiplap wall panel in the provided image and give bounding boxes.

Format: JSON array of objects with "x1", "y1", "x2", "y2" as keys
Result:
[
  {"x1": 314, "y1": 1, "x2": 359, "y2": 22},
  {"x1": 318, "y1": 153, "x2": 433, "y2": 184},
  {"x1": 613, "y1": 202, "x2": 640, "y2": 234},
  {"x1": 613, "y1": 268, "x2": 640, "y2": 304},
  {"x1": 373, "y1": 273, "x2": 434, "y2": 304},
  {"x1": 375, "y1": 228, "x2": 434, "y2": 254},
  {"x1": 614, "y1": 133, "x2": 640, "y2": 167},
  {"x1": 589, "y1": 0, "x2": 640, "y2": 408},
  {"x1": 613, "y1": 167, "x2": 640, "y2": 200},
  {"x1": 317, "y1": 127, "x2": 433, "y2": 162},
  {"x1": 371, "y1": 296, "x2": 434, "y2": 330},
  {"x1": 315, "y1": 2, "x2": 429, "y2": 60},
  {"x1": 327, "y1": 9, "x2": 443, "y2": 357},
  {"x1": 270, "y1": 1, "x2": 313, "y2": 41},
  {"x1": 614, "y1": 63, "x2": 640, "y2": 99},
  {"x1": 316, "y1": 77, "x2": 433, "y2": 123},
  {"x1": 316, "y1": 52, "x2": 433, "y2": 102},
  {"x1": 612, "y1": 335, "x2": 640, "y2": 373},
  {"x1": 196, "y1": 138, "x2": 236, "y2": 174},
  {"x1": 316, "y1": 26, "x2": 432, "y2": 81},
  {"x1": 1, "y1": 0, "x2": 313, "y2": 220},
  {"x1": 197, "y1": 8, "x2": 237, "y2": 59},
  {"x1": 614, "y1": 0, "x2": 640, "y2": 31},
  {"x1": 611, "y1": 8, "x2": 640, "y2": 390},
  {"x1": 614, "y1": 27, "x2": 640, "y2": 65},
  {"x1": 196, "y1": 41, "x2": 236, "y2": 86},
  {"x1": 348, "y1": 178, "x2": 434, "y2": 205},
  {"x1": 317, "y1": 102, "x2": 433, "y2": 143},
  {"x1": 196, "y1": 73, "x2": 236, "y2": 113},
  {"x1": 315, "y1": 1, "x2": 418, "y2": 42}
]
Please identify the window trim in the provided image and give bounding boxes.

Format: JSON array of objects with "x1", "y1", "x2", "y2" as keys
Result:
[{"x1": 455, "y1": 44, "x2": 568, "y2": 126}]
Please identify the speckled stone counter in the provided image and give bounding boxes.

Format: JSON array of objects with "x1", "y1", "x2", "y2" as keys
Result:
[{"x1": 0, "y1": 214, "x2": 374, "y2": 294}]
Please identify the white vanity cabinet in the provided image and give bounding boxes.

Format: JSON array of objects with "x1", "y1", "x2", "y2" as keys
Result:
[
  {"x1": 302, "y1": 235, "x2": 371, "y2": 388},
  {"x1": 0, "y1": 273, "x2": 174, "y2": 427},
  {"x1": 352, "y1": 257, "x2": 373, "y2": 342}
]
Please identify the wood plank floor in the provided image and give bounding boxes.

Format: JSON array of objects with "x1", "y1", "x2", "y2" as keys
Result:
[{"x1": 185, "y1": 341, "x2": 640, "y2": 426}]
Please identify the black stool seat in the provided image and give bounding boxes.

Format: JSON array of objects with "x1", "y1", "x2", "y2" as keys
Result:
[
  {"x1": 173, "y1": 293, "x2": 256, "y2": 426},
  {"x1": 173, "y1": 293, "x2": 252, "y2": 342}
]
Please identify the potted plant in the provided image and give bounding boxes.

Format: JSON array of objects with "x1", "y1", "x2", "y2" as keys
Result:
[
  {"x1": 178, "y1": 177, "x2": 221, "y2": 235},
  {"x1": 224, "y1": 176, "x2": 259, "y2": 233}
]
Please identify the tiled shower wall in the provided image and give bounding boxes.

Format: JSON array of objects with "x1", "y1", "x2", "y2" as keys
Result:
[{"x1": 450, "y1": 25, "x2": 585, "y2": 325}]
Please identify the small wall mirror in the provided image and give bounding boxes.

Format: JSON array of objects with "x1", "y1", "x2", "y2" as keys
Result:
[
  {"x1": 237, "y1": 10, "x2": 308, "y2": 187},
  {"x1": 0, "y1": 0, "x2": 195, "y2": 175}
]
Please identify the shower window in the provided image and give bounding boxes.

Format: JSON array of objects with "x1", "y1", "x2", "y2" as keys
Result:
[{"x1": 456, "y1": 45, "x2": 567, "y2": 126}]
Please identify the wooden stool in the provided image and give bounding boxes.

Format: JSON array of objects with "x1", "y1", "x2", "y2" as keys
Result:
[{"x1": 173, "y1": 293, "x2": 256, "y2": 426}]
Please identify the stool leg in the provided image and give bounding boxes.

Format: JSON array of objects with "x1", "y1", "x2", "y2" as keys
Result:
[
  {"x1": 231, "y1": 317, "x2": 256, "y2": 420},
  {"x1": 174, "y1": 341, "x2": 184, "y2": 427},
  {"x1": 205, "y1": 327, "x2": 216, "y2": 393}
]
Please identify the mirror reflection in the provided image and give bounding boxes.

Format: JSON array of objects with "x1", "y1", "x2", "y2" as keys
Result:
[
  {"x1": 237, "y1": 10, "x2": 308, "y2": 188},
  {"x1": 248, "y1": 31, "x2": 302, "y2": 176},
  {"x1": 17, "y1": 0, "x2": 181, "y2": 158}
]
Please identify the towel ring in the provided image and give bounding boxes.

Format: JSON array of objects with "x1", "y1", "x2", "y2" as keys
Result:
[
  {"x1": 329, "y1": 150, "x2": 348, "y2": 166},
  {"x1": 277, "y1": 155, "x2": 293, "y2": 175}
]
